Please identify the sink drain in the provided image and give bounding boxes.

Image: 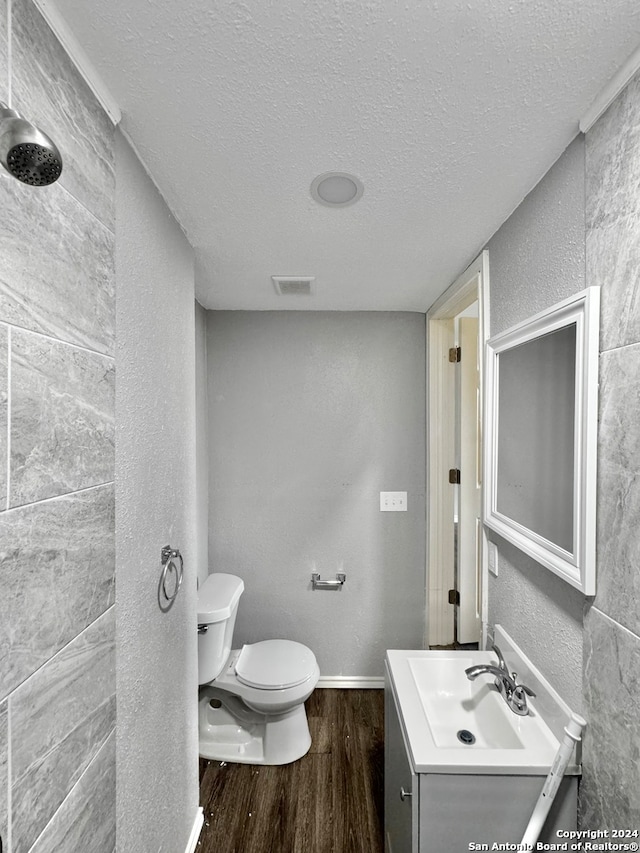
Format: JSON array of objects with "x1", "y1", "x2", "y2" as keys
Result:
[{"x1": 457, "y1": 729, "x2": 476, "y2": 745}]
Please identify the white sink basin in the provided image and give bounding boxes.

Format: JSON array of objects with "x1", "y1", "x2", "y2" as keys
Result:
[
  {"x1": 409, "y1": 656, "x2": 524, "y2": 750},
  {"x1": 386, "y1": 648, "x2": 575, "y2": 774}
]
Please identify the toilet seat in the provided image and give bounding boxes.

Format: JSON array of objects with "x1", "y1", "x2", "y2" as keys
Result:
[{"x1": 235, "y1": 640, "x2": 316, "y2": 690}]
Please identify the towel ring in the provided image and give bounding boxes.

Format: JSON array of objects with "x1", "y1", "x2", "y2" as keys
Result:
[{"x1": 160, "y1": 546, "x2": 184, "y2": 604}]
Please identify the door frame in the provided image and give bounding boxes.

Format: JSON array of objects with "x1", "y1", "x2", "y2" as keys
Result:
[{"x1": 426, "y1": 250, "x2": 490, "y2": 647}]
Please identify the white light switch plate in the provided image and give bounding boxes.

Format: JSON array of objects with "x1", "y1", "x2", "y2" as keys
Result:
[{"x1": 380, "y1": 491, "x2": 407, "y2": 511}]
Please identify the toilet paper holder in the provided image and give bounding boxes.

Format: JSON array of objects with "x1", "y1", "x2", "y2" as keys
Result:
[{"x1": 311, "y1": 572, "x2": 346, "y2": 590}]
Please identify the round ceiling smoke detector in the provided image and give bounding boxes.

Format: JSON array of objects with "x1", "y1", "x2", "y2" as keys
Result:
[{"x1": 310, "y1": 171, "x2": 364, "y2": 207}]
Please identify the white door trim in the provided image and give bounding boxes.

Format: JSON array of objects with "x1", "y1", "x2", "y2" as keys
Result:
[{"x1": 426, "y1": 251, "x2": 490, "y2": 647}]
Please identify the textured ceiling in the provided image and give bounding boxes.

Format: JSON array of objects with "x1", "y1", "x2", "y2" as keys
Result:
[{"x1": 52, "y1": 0, "x2": 640, "y2": 311}]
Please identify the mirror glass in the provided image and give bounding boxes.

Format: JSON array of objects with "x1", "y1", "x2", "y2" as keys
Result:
[{"x1": 496, "y1": 324, "x2": 576, "y2": 552}]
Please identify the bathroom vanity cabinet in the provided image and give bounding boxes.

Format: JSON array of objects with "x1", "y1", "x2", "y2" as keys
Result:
[
  {"x1": 385, "y1": 684, "x2": 420, "y2": 851},
  {"x1": 384, "y1": 643, "x2": 580, "y2": 853}
]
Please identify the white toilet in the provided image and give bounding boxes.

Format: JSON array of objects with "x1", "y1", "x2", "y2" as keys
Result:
[{"x1": 197, "y1": 572, "x2": 320, "y2": 765}]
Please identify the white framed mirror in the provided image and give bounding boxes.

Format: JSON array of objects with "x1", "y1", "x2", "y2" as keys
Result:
[{"x1": 483, "y1": 287, "x2": 600, "y2": 594}]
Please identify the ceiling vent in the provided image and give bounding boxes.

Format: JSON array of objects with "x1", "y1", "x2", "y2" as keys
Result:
[{"x1": 272, "y1": 276, "x2": 315, "y2": 296}]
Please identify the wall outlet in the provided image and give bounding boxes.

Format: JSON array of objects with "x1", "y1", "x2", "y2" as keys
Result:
[{"x1": 380, "y1": 491, "x2": 407, "y2": 511}]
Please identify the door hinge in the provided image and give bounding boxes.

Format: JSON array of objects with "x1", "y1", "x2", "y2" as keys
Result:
[
  {"x1": 448, "y1": 468, "x2": 461, "y2": 484},
  {"x1": 448, "y1": 346, "x2": 461, "y2": 363},
  {"x1": 448, "y1": 588, "x2": 460, "y2": 606}
]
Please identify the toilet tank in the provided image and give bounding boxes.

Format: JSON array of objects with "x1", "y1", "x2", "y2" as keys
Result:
[{"x1": 197, "y1": 573, "x2": 244, "y2": 685}]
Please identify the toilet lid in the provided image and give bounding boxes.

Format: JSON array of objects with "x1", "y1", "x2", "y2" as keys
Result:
[{"x1": 235, "y1": 640, "x2": 316, "y2": 690}]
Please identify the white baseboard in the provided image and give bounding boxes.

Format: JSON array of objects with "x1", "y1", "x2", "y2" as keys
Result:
[
  {"x1": 317, "y1": 676, "x2": 385, "y2": 689},
  {"x1": 185, "y1": 807, "x2": 204, "y2": 853}
]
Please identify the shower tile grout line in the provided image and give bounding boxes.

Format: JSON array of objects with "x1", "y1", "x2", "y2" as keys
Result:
[
  {"x1": 24, "y1": 728, "x2": 115, "y2": 853},
  {"x1": 2, "y1": 479, "x2": 115, "y2": 515},
  {"x1": 590, "y1": 605, "x2": 640, "y2": 642},
  {"x1": 5, "y1": 324, "x2": 11, "y2": 512},
  {"x1": 55, "y1": 178, "x2": 116, "y2": 237},
  {"x1": 2, "y1": 604, "x2": 115, "y2": 701},
  {"x1": 0, "y1": 317, "x2": 115, "y2": 360},
  {"x1": 7, "y1": 690, "x2": 12, "y2": 853}
]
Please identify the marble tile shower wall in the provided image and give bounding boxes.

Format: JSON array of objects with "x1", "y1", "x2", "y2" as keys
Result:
[
  {"x1": 0, "y1": 2, "x2": 115, "y2": 852},
  {"x1": 581, "y1": 69, "x2": 640, "y2": 828}
]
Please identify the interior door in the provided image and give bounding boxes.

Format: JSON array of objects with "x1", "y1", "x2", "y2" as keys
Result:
[
  {"x1": 427, "y1": 251, "x2": 489, "y2": 649},
  {"x1": 455, "y1": 313, "x2": 482, "y2": 644}
]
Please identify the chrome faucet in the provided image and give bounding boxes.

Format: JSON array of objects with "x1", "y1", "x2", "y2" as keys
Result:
[{"x1": 465, "y1": 644, "x2": 536, "y2": 716}]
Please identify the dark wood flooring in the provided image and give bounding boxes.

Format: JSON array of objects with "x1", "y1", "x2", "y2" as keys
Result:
[{"x1": 198, "y1": 689, "x2": 385, "y2": 853}]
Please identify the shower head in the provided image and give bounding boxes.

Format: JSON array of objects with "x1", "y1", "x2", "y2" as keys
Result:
[{"x1": 0, "y1": 102, "x2": 62, "y2": 186}]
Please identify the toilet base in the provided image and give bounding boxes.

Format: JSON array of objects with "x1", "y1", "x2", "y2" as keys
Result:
[{"x1": 198, "y1": 685, "x2": 312, "y2": 765}]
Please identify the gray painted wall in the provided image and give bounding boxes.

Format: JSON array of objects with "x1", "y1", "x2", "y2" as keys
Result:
[
  {"x1": 206, "y1": 311, "x2": 426, "y2": 677},
  {"x1": 486, "y1": 135, "x2": 586, "y2": 713},
  {"x1": 0, "y1": 0, "x2": 116, "y2": 849},
  {"x1": 115, "y1": 134, "x2": 199, "y2": 851},
  {"x1": 486, "y1": 75, "x2": 640, "y2": 827}
]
